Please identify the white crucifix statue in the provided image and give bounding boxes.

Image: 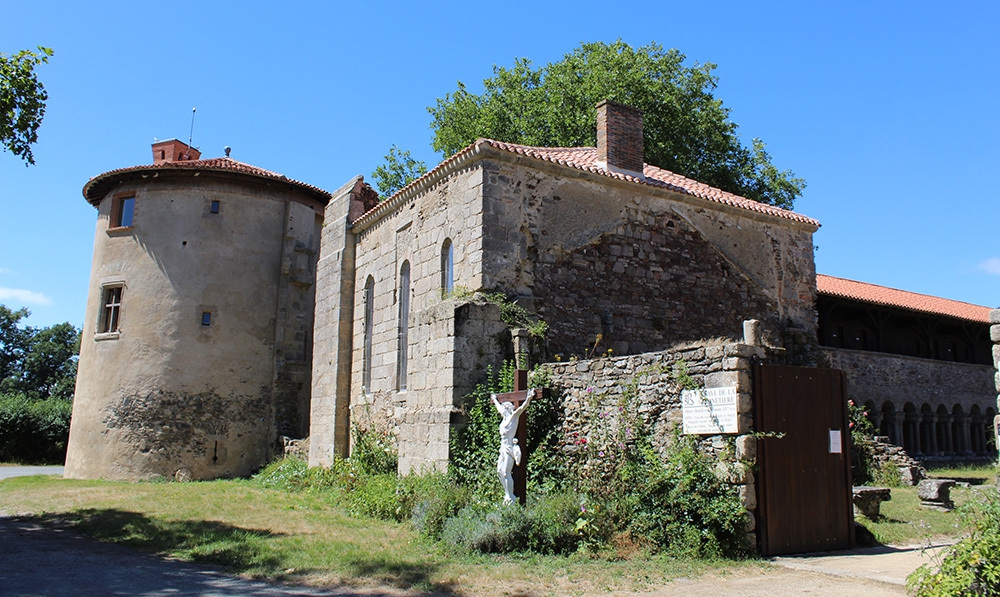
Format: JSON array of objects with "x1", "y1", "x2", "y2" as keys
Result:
[{"x1": 492, "y1": 385, "x2": 535, "y2": 505}]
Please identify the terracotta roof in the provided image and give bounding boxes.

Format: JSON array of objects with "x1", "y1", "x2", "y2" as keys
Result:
[
  {"x1": 83, "y1": 157, "x2": 332, "y2": 205},
  {"x1": 355, "y1": 138, "x2": 820, "y2": 229},
  {"x1": 816, "y1": 274, "x2": 991, "y2": 323}
]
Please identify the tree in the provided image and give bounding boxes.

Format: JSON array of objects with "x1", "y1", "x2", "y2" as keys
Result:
[
  {"x1": 428, "y1": 41, "x2": 804, "y2": 209},
  {"x1": 0, "y1": 46, "x2": 53, "y2": 165},
  {"x1": 0, "y1": 305, "x2": 79, "y2": 401},
  {"x1": 370, "y1": 145, "x2": 428, "y2": 198}
]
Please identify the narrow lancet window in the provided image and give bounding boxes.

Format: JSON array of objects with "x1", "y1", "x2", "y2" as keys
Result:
[
  {"x1": 397, "y1": 261, "x2": 410, "y2": 391},
  {"x1": 441, "y1": 238, "x2": 454, "y2": 295},
  {"x1": 363, "y1": 276, "x2": 374, "y2": 393}
]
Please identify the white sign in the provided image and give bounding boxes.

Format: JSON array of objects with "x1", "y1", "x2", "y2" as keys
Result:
[
  {"x1": 681, "y1": 386, "x2": 738, "y2": 434},
  {"x1": 829, "y1": 429, "x2": 843, "y2": 454}
]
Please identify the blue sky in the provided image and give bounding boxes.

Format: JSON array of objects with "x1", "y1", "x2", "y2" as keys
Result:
[{"x1": 2, "y1": 1, "x2": 998, "y2": 328}]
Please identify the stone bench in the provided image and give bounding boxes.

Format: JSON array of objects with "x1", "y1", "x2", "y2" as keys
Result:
[
  {"x1": 918, "y1": 479, "x2": 956, "y2": 511},
  {"x1": 852, "y1": 486, "x2": 892, "y2": 520}
]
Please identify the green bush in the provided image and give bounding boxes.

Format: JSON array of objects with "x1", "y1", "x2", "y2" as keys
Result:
[
  {"x1": 0, "y1": 393, "x2": 72, "y2": 463},
  {"x1": 440, "y1": 491, "x2": 582, "y2": 554},
  {"x1": 625, "y1": 437, "x2": 747, "y2": 558},
  {"x1": 908, "y1": 489, "x2": 1000, "y2": 596},
  {"x1": 404, "y1": 473, "x2": 471, "y2": 538}
]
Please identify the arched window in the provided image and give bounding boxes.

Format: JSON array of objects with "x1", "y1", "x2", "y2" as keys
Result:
[
  {"x1": 397, "y1": 261, "x2": 411, "y2": 391},
  {"x1": 362, "y1": 276, "x2": 374, "y2": 393},
  {"x1": 441, "y1": 238, "x2": 454, "y2": 295}
]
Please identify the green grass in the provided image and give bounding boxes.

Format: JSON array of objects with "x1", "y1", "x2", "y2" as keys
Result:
[
  {"x1": 857, "y1": 464, "x2": 996, "y2": 546},
  {"x1": 0, "y1": 475, "x2": 755, "y2": 595}
]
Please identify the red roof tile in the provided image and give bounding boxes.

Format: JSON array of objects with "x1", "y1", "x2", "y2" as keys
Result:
[
  {"x1": 816, "y1": 274, "x2": 991, "y2": 323},
  {"x1": 83, "y1": 157, "x2": 331, "y2": 205},
  {"x1": 356, "y1": 139, "x2": 819, "y2": 229}
]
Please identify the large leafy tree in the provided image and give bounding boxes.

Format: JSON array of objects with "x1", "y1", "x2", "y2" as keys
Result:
[
  {"x1": 0, "y1": 305, "x2": 79, "y2": 401},
  {"x1": 0, "y1": 46, "x2": 53, "y2": 165},
  {"x1": 427, "y1": 41, "x2": 804, "y2": 209},
  {"x1": 370, "y1": 145, "x2": 427, "y2": 198}
]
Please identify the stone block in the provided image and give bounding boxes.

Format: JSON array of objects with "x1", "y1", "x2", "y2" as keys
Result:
[
  {"x1": 736, "y1": 435, "x2": 757, "y2": 461},
  {"x1": 739, "y1": 483, "x2": 757, "y2": 510},
  {"x1": 917, "y1": 479, "x2": 956, "y2": 511},
  {"x1": 736, "y1": 392, "x2": 753, "y2": 414},
  {"x1": 991, "y1": 309, "x2": 1000, "y2": 325},
  {"x1": 992, "y1": 325, "x2": 1000, "y2": 343},
  {"x1": 852, "y1": 486, "x2": 891, "y2": 520},
  {"x1": 899, "y1": 466, "x2": 923, "y2": 486},
  {"x1": 723, "y1": 357, "x2": 751, "y2": 372}
]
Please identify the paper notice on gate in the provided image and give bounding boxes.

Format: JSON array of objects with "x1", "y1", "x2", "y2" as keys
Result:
[{"x1": 829, "y1": 429, "x2": 843, "y2": 454}]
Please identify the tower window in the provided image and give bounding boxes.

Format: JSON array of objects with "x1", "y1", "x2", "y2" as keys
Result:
[
  {"x1": 111, "y1": 195, "x2": 135, "y2": 228},
  {"x1": 201, "y1": 312, "x2": 212, "y2": 326},
  {"x1": 100, "y1": 285, "x2": 123, "y2": 333},
  {"x1": 210, "y1": 200, "x2": 220, "y2": 214}
]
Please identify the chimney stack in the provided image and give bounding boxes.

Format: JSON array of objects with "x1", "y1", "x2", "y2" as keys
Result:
[
  {"x1": 152, "y1": 139, "x2": 202, "y2": 164},
  {"x1": 596, "y1": 100, "x2": 644, "y2": 177}
]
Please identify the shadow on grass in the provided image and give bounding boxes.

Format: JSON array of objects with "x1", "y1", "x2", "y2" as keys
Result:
[
  {"x1": 346, "y1": 556, "x2": 454, "y2": 594},
  {"x1": 27, "y1": 508, "x2": 286, "y2": 575},
  {"x1": 17, "y1": 509, "x2": 457, "y2": 595}
]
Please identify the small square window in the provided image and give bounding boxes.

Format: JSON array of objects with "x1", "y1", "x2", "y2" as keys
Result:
[
  {"x1": 101, "y1": 286, "x2": 123, "y2": 333},
  {"x1": 111, "y1": 195, "x2": 135, "y2": 228},
  {"x1": 201, "y1": 312, "x2": 212, "y2": 326},
  {"x1": 210, "y1": 200, "x2": 220, "y2": 214}
]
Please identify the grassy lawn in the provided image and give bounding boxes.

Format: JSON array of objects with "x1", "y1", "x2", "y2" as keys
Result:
[
  {"x1": 857, "y1": 464, "x2": 997, "y2": 546},
  {"x1": 0, "y1": 474, "x2": 758, "y2": 596}
]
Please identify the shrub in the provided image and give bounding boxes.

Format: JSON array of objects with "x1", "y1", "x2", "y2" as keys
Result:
[
  {"x1": 404, "y1": 473, "x2": 471, "y2": 538},
  {"x1": 0, "y1": 393, "x2": 72, "y2": 463},
  {"x1": 625, "y1": 436, "x2": 747, "y2": 558},
  {"x1": 440, "y1": 491, "x2": 582, "y2": 554},
  {"x1": 908, "y1": 489, "x2": 1000, "y2": 596}
]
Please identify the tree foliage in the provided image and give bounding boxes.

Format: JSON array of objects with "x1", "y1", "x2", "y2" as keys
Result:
[
  {"x1": 0, "y1": 305, "x2": 79, "y2": 401},
  {"x1": 0, "y1": 46, "x2": 53, "y2": 165},
  {"x1": 428, "y1": 41, "x2": 804, "y2": 209},
  {"x1": 370, "y1": 144, "x2": 428, "y2": 198}
]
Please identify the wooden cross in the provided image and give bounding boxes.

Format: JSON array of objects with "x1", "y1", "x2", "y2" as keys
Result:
[{"x1": 494, "y1": 369, "x2": 531, "y2": 505}]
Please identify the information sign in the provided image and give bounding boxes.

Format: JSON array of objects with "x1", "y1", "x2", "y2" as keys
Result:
[{"x1": 681, "y1": 386, "x2": 738, "y2": 434}]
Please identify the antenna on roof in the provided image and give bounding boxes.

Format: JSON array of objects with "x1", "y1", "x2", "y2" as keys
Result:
[{"x1": 187, "y1": 107, "x2": 197, "y2": 159}]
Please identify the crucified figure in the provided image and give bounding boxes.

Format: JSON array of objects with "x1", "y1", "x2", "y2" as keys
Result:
[{"x1": 492, "y1": 389, "x2": 534, "y2": 505}]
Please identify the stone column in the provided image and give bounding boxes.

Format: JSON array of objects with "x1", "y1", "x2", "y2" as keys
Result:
[
  {"x1": 940, "y1": 414, "x2": 954, "y2": 456},
  {"x1": 905, "y1": 412, "x2": 922, "y2": 455},
  {"x1": 891, "y1": 412, "x2": 905, "y2": 449},
  {"x1": 993, "y1": 309, "x2": 1000, "y2": 457},
  {"x1": 957, "y1": 414, "x2": 972, "y2": 455},
  {"x1": 926, "y1": 415, "x2": 939, "y2": 456}
]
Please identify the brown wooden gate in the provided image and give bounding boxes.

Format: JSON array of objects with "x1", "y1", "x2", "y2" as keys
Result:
[{"x1": 755, "y1": 363, "x2": 854, "y2": 556}]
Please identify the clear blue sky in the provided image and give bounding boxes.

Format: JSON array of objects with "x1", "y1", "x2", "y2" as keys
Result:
[{"x1": 2, "y1": 1, "x2": 998, "y2": 328}]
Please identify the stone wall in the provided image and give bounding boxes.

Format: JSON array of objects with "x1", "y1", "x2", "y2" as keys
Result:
[
  {"x1": 478, "y1": 159, "x2": 817, "y2": 359},
  {"x1": 822, "y1": 347, "x2": 996, "y2": 460},
  {"x1": 822, "y1": 348, "x2": 995, "y2": 413},
  {"x1": 543, "y1": 341, "x2": 765, "y2": 549}
]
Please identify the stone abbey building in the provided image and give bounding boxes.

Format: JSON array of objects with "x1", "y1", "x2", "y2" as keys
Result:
[{"x1": 65, "y1": 103, "x2": 998, "y2": 481}]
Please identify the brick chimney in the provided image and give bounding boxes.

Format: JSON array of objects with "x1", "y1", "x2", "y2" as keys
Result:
[
  {"x1": 596, "y1": 100, "x2": 644, "y2": 177},
  {"x1": 152, "y1": 139, "x2": 202, "y2": 164}
]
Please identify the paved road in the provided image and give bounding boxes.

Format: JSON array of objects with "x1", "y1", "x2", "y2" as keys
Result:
[{"x1": 0, "y1": 465, "x2": 64, "y2": 480}]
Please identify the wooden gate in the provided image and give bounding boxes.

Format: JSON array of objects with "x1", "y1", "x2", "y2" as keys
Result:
[{"x1": 755, "y1": 363, "x2": 854, "y2": 556}]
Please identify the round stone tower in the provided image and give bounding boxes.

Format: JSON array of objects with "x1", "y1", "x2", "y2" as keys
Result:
[{"x1": 65, "y1": 140, "x2": 331, "y2": 480}]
